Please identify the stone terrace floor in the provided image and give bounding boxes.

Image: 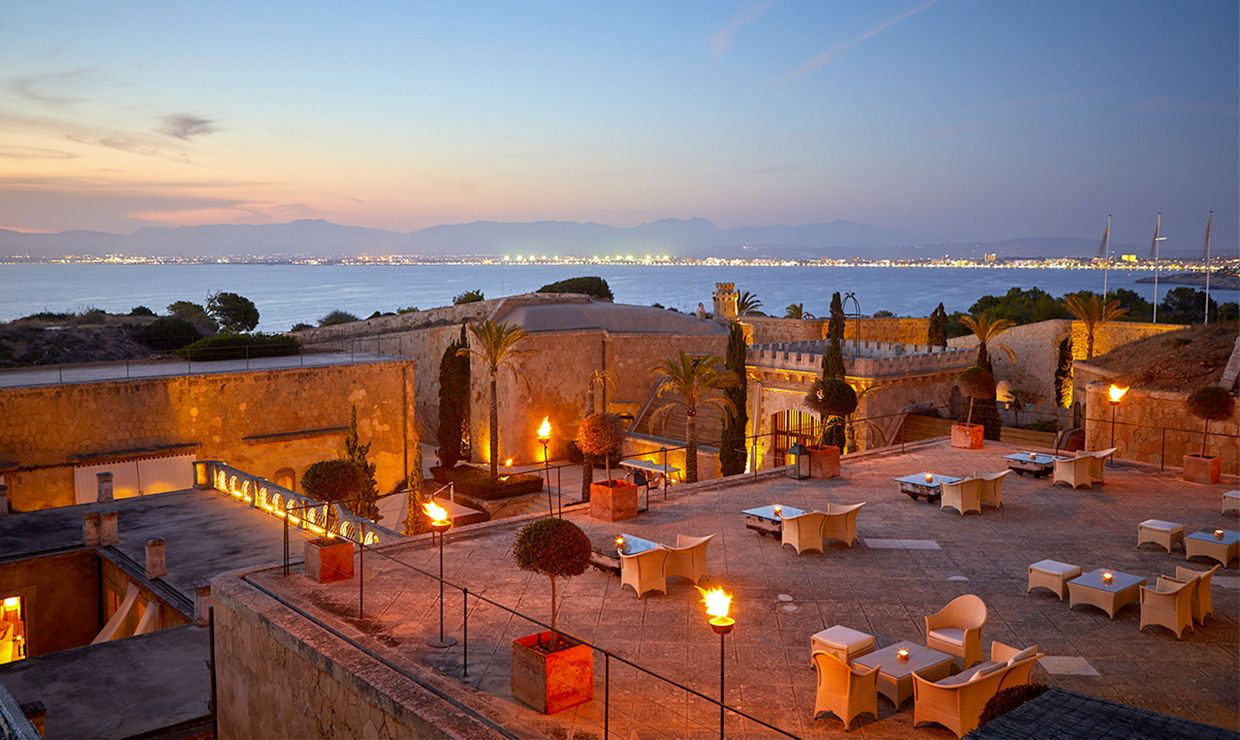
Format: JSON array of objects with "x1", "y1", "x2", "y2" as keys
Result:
[{"x1": 247, "y1": 440, "x2": 1239, "y2": 738}]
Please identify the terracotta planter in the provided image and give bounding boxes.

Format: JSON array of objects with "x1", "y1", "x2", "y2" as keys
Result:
[
  {"x1": 589, "y1": 480, "x2": 638, "y2": 522},
  {"x1": 951, "y1": 423, "x2": 985, "y2": 449},
  {"x1": 1183, "y1": 454, "x2": 1221, "y2": 484},
  {"x1": 511, "y1": 631, "x2": 594, "y2": 714},
  {"x1": 806, "y1": 444, "x2": 841, "y2": 478},
  {"x1": 304, "y1": 538, "x2": 354, "y2": 583}
]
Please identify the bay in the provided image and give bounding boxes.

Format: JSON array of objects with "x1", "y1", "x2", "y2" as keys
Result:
[{"x1": 0, "y1": 263, "x2": 1159, "y2": 332}]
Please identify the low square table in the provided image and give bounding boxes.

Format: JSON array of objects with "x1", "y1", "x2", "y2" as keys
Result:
[
  {"x1": 1068, "y1": 568, "x2": 1145, "y2": 619},
  {"x1": 1004, "y1": 452, "x2": 1065, "y2": 477},
  {"x1": 588, "y1": 533, "x2": 660, "y2": 575},
  {"x1": 894, "y1": 474, "x2": 961, "y2": 502},
  {"x1": 741, "y1": 504, "x2": 806, "y2": 537},
  {"x1": 852, "y1": 640, "x2": 955, "y2": 708},
  {"x1": 1185, "y1": 530, "x2": 1239, "y2": 567}
]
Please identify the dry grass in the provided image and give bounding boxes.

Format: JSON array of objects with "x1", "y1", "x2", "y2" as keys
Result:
[{"x1": 1090, "y1": 323, "x2": 1238, "y2": 392}]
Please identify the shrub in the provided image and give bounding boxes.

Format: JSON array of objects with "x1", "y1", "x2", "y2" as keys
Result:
[
  {"x1": 537, "y1": 276, "x2": 614, "y2": 301},
  {"x1": 959, "y1": 366, "x2": 996, "y2": 426},
  {"x1": 135, "y1": 317, "x2": 202, "y2": 351},
  {"x1": 453, "y1": 289, "x2": 485, "y2": 305},
  {"x1": 446, "y1": 465, "x2": 543, "y2": 500},
  {"x1": 301, "y1": 459, "x2": 367, "y2": 532},
  {"x1": 804, "y1": 377, "x2": 858, "y2": 418},
  {"x1": 290, "y1": 322, "x2": 313, "y2": 332},
  {"x1": 129, "y1": 305, "x2": 155, "y2": 317},
  {"x1": 319, "y1": 310, "x2": 359, "y2": 327},
  {"x1": 1185, "y1": 385, "x2": 1237, "y2": 457},
  {"x1": 513, "y1": 517, "x2": 592, "y2": 649},
  {"x1": 397, "y1": 306, "x2": 419, "y2": 314},
  {"x1": 207, "y1": 291, "x2": 259, "y2": 333},
  {"x1": 576, "y1": 412, "x2": 624, "y2": 458},
  {"x1": 978, "y1": 683, "x2": 1049, "y2": 726},
  {"x1": 167, "y1": 301, "x2": 218, "y2": 334},
  {"x1": 176, "y1": 332, "x2": 299, "y2": 361}
]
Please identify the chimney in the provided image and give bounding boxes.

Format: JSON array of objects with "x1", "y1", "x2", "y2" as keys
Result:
[
  {"x1": 83, "y1": 512, "x2": 102, "y2": 546},
  {"x1": 193, "y1": 581, "x2": 212, "y2": 627},
  {"x1": 145, "y1": 538, "x2": 167, "y2": 580},
  {"x1": 100, "y1": 511, "x2": 119, "y2": 545},
  {"x1": 96, "y1": 472, "x2": 114, "y2": 503}
]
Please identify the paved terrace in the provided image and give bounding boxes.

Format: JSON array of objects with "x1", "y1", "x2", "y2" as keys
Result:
[
  {"x1": 0, "y1": 351, "x2": 394, "y2": 388},
  {"x1": 240, "y1": 440, "x2": 1238, "y2": 738}
]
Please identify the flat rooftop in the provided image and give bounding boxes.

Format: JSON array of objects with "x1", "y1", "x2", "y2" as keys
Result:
[
  {"x1": 236, "y1": 440, "x2": 1240, "y2": 737},
  {"x1": 496, "y1": 300, "x2": 729, "y2": 335},
  {"x1": 0, "y1": 351, "x2": 396, "y2": 389}
]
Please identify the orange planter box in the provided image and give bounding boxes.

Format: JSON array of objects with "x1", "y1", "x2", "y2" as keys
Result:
[
  {"x1": 511, "y1": 632, "x2": 594, "y2": 714},
  {"x1": 1183, "y1": 454, "x2": 1222, "y2": 484},
  {"x1": 951, "y1": 423, "x2": 984, "y2": 449},
  {"x1": 590, "y1": 480, "x2": 638, "y2": 521},
  {"x1": 807, "y1": 445, "x2": 841, "y2": 478},
  {"x1": 304, "y1": 538, "x2": 354, "y2": 583}
]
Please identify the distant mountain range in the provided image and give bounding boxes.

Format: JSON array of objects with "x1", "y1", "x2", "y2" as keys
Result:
[{"x1": 0, "y1": 218, "x2": 1173, "y2": 260}]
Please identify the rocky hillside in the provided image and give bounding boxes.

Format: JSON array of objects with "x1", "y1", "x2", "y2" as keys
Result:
[{"x1": 0, "y1": 312, "x2": 159, "y2": 368}]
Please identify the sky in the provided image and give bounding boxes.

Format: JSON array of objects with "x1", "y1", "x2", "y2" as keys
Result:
[{"x1": 1, "y1": 1, "x2": 1237, "y2": 248}]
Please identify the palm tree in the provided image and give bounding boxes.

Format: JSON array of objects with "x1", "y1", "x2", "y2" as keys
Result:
[
  {"x1": 458, "y1": 320, "x2": 528, "y2": 479},
  {"x1": 784, "y1": 303, "x2": 815, "y2": 320},
  {"x1": 1064, "y1": 294, "x2": 1128, "y2": 359},
  {"x1": 737, "y1": 290, "x2": 764, "y2": 316},
  {"x1": 959, "y1": 311, "x2": 1015, "y2": 370},
  {"x1": 649, "y1": 352, "x2": 737, "y2": 483}
]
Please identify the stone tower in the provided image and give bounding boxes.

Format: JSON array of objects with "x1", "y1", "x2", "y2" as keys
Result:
[{"x1": 712, "y1": 282, "x2": 739, "y2": 321}]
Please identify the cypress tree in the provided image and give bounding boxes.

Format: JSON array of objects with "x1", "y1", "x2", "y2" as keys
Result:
[
  {"x1": 340, "y1": 405, "x2": 381, "y2": 521},
  {"x1": 928, "y1": 303, "x2": 948, "y2": 347},
  {"x1": 819, "y1": 292, "x2": 847, "y2": 449},
  {"x1": 1054, "y1": 336, "x2": 1073, "y2": 409},
  {"x1": 719, "y1": 323, "x2": 749, "y2": 476},
  {"x1": 437, "y1": 324, "x2": 470, "y2": 469}
]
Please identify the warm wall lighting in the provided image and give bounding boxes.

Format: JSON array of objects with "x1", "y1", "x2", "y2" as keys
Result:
[
  {"x1": 1107, "y1": 385, "x2": 1129, "y2": 404},
  {"x1": 2, "y1": 597, "x2": 19, "y2": 611}
]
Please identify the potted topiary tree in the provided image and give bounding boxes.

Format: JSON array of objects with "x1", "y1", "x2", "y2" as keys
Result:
[
  {"x1": 803, "y1": 377, "x2": 857, "y2": 477},
  {"x1": 952, "y1": 366, "x2": 995, "y2": 449},
  {"x1": 511, "y1": 518, "x2": 594, "y2": 714},
  {"x1": 300, "y1": 459, "x2": 365, "y2": 583},
  {"x1": 577, "y1": 412, "x2": 635, "y2": 521},
  {"x1": 1183, "y1": 385, "x2": 1236, "y2": 484}
]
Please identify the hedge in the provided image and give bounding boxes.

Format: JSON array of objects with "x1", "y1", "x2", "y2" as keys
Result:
[
  {"x1": 176, "y1": 332, "x2": 300, "y2": 361},
  {"x1": 537, "y1": 276, "x2": 613, "y2": 301},
  {"x1": 447, "y1": 465, "x2": 544, "y2": 500}
]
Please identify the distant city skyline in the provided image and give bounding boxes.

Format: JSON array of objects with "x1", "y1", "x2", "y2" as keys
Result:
[{"x1": 1, "y1": 1, "x2": 1236, "y2": 249}]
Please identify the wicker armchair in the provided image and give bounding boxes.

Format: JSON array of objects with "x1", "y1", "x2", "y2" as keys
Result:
[
  {"x1": 619, "y1": 547, "x2": 670, "y2": 599},
  {"x1": 911, "y1": 663, "x2": 1006, "y2": 737},
  {"x1": 1170, "y1": 564, "x2": 1219, "y2": 625},
  {"x1": 822, "y1": 502, "x2": 865, "y2": 547},
  {"x1": 925, "y1": 594, "x2": 988, "y2": 667},
  {"x1": 663, "y1": 534, "x2": 713, "y2": 585},
  {"x1": 1052, "y1": 456, "x2": 1094, "y2": 489},
  {"x1": 940, "y1": 478, "x2": 983, "y2": 516},
  {"x1": 1139, "y1": 577, "x2": 1195, "y2": 639},
  {"x1": 1080, "y1": 447, "x2": 1116, "y2": 483},
  {"x1": 812, "y1": 651, "x2": 878, "y2": 731},
  {"x1": 977, "y1": 470, "x2": 1010, "y2": 509},
  {"x1": 782, "y1": 511, "x2": 828, "y2": 555}
]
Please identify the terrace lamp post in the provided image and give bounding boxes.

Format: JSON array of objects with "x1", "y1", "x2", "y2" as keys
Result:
[
  {"x1": 536, "y1": 416, "x2": 554, "y2": 517},
  {"x1": 700, "y1": 586, "x2": 735, "y2": 739},
  {"x1": 1107, "y1": 384, "x2": 1128, "y2": 467},
  {"x1": 423, "y1": 502, "x2": 457, "y2": 648}
]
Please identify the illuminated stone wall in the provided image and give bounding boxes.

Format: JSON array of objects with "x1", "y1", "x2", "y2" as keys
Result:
[
  {"x1": 740, "y1": 316, "x2": 931, "y2": 346},
  {"x1": 212, "y1": 573, "x2": 476, "y2": 739},
  {"x1": 0, "y1": 361, "x2": 415, "y2": 511}
]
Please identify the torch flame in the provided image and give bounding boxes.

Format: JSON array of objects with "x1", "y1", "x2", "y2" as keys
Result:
[
  {"x1": 422, "y1": 501, "x2": 450, "y2": 524},
  {"x1": 537, "y1": 416, "x2": 551, "y2": 440},
  {"x1": 697, "y1": 585, "x2": 733, "y2": 621},
  {"x1": 1107, "y1": 384, "x2": 1129, "y2": 403}
]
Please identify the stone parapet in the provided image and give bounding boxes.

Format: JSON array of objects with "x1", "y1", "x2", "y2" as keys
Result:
[{"x1": 748, "y1": 340, "x2": 972, "y2": 379}]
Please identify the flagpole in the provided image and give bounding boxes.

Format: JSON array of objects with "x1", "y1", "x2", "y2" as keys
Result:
[
  {"x1": 1203, "y1": 211, "x2": 1213, "y2": 325},
  {"x1": 1151, "y1": 212, "x2": 1163, "y2": 324}
]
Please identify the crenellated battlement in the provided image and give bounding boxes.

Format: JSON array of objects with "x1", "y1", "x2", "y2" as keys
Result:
[{"x1": 747, "y1": 339, "x2": 973, "y2": 378}]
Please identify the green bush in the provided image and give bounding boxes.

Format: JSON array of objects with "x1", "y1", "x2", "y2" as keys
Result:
[
  {"x1": 135, "y1": 317, "x2": 202, "y2": 351},
  {"x1": 301, "y1": 459, "x2": 367, "y2": 531},
  {"x1": 537, "y1": 276, "x2": 614, "y2": 301},
  {"x1": 979, "y1": 683, "x2": 1049, "y2": 726},
  {"x1": 453, "y1": 289, "x2": 485, "y2": 305},
  {"x1": 446, "y1": 465, "x2": 543, "y2": 500},
  {"x1": 207, "y1": 291, "x2": 260, "y2": 333},
  {"x1": 129, "y1": 305, "x2": 155, "y2": 316},
  {"x1": 176, "y1": 332, "x2": 299, "y2": 361},
  {"x1": 513, "y1": 517, "x2": 592, "y2": 649},
  {"x1": 319, "y1": 310, "x2": 359, "y2": 327},
  {"x1": 290, "y1": 322, "x2": 313, "y2": 332}
]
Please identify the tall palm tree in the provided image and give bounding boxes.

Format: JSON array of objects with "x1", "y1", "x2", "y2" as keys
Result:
[
  {"x1": 1064, "y1": 294, "x2": 1128, "y2": 358},
  {"x1": 459, "y1": 320, "x2": 528, "y2": 479},
  {"x1": 784, "y1": 303, "x2": 814, "y2": 320},
  {"x1": 649, "y1": 352, "x2": 737, "y2": 483},
  {"x1": 737, "y1": 290, "x2": 764, "y2": 316},
  {"x1": 959, "y1": 311, "x2": 1015, "y2": 370}
]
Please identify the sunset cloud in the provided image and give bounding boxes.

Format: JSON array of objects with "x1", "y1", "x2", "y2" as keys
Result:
[{"x1": 159, "y1": 114, "x2": 219, "y2": 140}]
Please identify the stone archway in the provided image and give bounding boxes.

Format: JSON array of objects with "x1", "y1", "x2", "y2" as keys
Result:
[{"x1": 273, "y1": 467, "x2": 296, "y2": 492}]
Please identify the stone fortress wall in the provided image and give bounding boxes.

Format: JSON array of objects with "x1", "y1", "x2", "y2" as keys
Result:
[
  {"x1": 0, "y1": 361, "x2": 415, "y2": 511},
  {"x1": 740, "y1": 316, "x2": 931, "y2": 346}
]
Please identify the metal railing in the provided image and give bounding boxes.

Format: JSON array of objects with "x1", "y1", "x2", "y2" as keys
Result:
[{"x1": 1084, "y1": 415, "x2": 1240, "y2": 472}]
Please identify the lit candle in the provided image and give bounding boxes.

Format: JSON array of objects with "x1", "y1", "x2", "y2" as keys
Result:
[
  {"x1": 1214, "y1": 529, "x2": 1224, "y2": 540},
  {"x1": 615, "y1": 535, "x2": 625, "y2": 551},
  {"x1": 1102, "y1": 571, "x2": 1114, "y2": 584},
  {"x1": 773, "y1": 504, "x2": 782, "y2": 517},
  {"x1": 1029, "y1": 452, "x2": 1037, "y2": 460},
  {"x1": 924, "y1": 473, "x2": 934, "y2": 483},
  {"x1": 896, "y1": 648, "x2": 910, "y2": 662}
]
